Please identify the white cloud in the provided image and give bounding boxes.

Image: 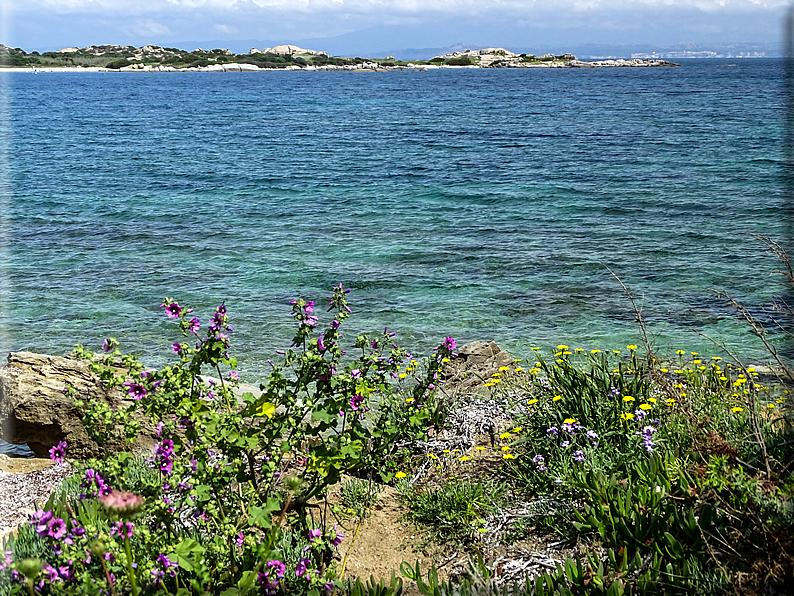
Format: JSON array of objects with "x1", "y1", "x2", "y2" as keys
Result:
[
  {"x1": 5, "y1": 0, "x2": 790, "y2": 13},
  {"x1": 129, "y1": 19, "x2": 171, "y2": 35}
]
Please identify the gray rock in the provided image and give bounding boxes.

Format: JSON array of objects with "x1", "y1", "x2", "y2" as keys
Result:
[
  {"x1": 0, "y1": 352, "x2": 156, "y2": 460},
  {"x1": 440, "y1": 341, "x2": 518, "y2": 397}
]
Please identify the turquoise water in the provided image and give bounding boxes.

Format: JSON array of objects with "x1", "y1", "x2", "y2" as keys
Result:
[{"x1": 0, "y1": 60, "x2": 790, "y2": 392}]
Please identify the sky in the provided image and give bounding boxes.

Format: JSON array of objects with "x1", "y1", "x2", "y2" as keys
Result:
[{"x1": 0, "y1": 0, "x2": 789, "y2": 57}]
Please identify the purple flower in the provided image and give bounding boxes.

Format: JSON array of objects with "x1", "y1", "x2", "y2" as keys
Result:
[
  {"x1": 331, "y1": 319, "x2": 341, "y2": 330},
  {"x1": 49, "y1": 440, "x2": 68, "y2": 465},
  {"x1": 188, "y1": 317, "x2": 200, "y2": 333},
  {"x1": 295, "y1": 557, "x2": 311, "y2": 579},
  {"x1": 636, "y1": 425, "x2": 658, "y2": 452},
  {"x1": 29, "y1": 511, "x2": 50, "y2": 537},
  {"x1": 47, "y1": 517, "x2": 67, "y2": 540},
  {"x1": 325, "y1": 582, "x2": 335, "y2": 592},
  {"x1": 308, "y1": 528, "x2": 322, "y2": 542},
  {"x1": 546, "y1": 426, "x2": 558, "y2": 437},
  {"x1": 350, "y1": 395, "x2": 365, "y2": 411},
  {"x1": 573, "y1": 450, "x2": 585, "y2": 463},
  {"x1": 80, "y1": 469, "x2": 111, "y2": 498},
  {"x1": 154, "y1": 439, "x2": 175, "y2": 476},
  {"x1": 111, "y1": 521, "x2": 134, "y2": 539},
  {"x1": 443, "y1": 336, "x2": 456, "y2": 351},
  {"x1": 163, "y1": 301, "x2": 182, "y2": 318},
  {"x1": 172, "y1": 342, "x2": 183, "y2": 354},
  {"x1": 101, "y1": 338, "x2": 117, "y2": 353},
  {"x1": 330, "y1": 525, "x2": 344, "y2": 547},
  {"x1": 155, "y1": 554, "x2": 178, "y2": 578},
  {"x1": 267, "y1": 560, "x2": 286, "y2": 578},
  {"x1": 124, "y1": 383, "x2": 147, "y2": 400},
  {"x1": 318, "y1": 334, "x2": 326, "y2": 351},
  {"x1": 561, "y1": 440, "x2": 570, "y2": 448}
]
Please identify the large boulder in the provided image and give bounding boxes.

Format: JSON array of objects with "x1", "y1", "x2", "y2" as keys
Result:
[
  {"x1": 440, "y1": 341, "x2": 517, "y2": 396},
  {"x1": 0, "y1": 352, "x2": 156, "y2": 460}
]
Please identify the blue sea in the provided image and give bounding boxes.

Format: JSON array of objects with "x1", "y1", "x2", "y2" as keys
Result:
[{"x1": 0, "y1": 60, "x2": 791, "y2": 455}]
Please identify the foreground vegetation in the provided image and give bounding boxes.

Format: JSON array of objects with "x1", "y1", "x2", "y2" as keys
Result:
[{"x1": 2, "y1": 240, "x2": 794, "y2": 595}]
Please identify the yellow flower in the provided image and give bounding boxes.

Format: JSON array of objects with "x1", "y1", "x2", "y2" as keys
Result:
[
  {"x1": 399, "y1": 373, "x2": 407, "y2": 379},
  {"x1": 501, "y1": 446, "x2": 511, "y2": 452},
  {"x1": 499, "y1": 432, "x2": 512, "y2": 440},
  {"x1": 620, "y1": 412, "x2": 635, "y2": 420},
  {"x1": 648, "y1": 397, "x2": 657, "y2": 403},
  {"x1": 553, "y1": 395, "x2": 562, "y2": 402},
  {"x1": 627, "y1": 344, "x2": 638, "y2": 350},
  {"x1": 767, "y1": 404, "x2": 776, "y2": 409},
  {"x1": 747, "y1": 367, "x2": 756, "y2": 372},
  {"x1": 591, "y1": 349, "x2": 601, "y2": 354},
  {"x1": 712, "y1": 356, "x2": 722, "y2": 361},
  {"x1": 563, "y1": 351, "x2": 572, "y2": 355},
  {"x1": 612, "y1": 350, "x2": 621, "y2": 354},
  {"x1": 528, "y1": 398, "x2": 539, "y2": 405},
  {"x1": 691, "y1": 352, "x2": 699, "y2": 356},
  {"x1": 532, "y1": 347, "x2": 541, "y2": 351},
  {"x1": 563, "y1": 418, "x2": 576, "y2": 424},
  {"x1": 720, "y1": 376, "x2": 727, "y2": 381},
  {"x1": 666, "y1": 398, "x2": 676, "y2": 405},
  {"x1": 442, "y1": 449, "x2": 450, "y2": 453},
  {"x1": 623, "y1": 396, "x2": 635, "y2": 402},
  {"x1": 731, "y1": 407, "x2": 744, "y2": 413},
  {"x1": 639, "y1": 403, "x2": 652, "y2": 411},
  {"x1": 459, "y1": 456, "x2": 471, "y2": 462},
  {"x1": 661, "y1": 368, "x2": 669, "y2": 373},
  {"x1": 512, "y1": 427, "x2": 522, "y2": 432},
  {"x1": 693, "y1": 359, "x2": 702, "y2": 364},
  {"x1": 492, "y1": 372, "x2": 501, "y2": 377},
  {"x1": 676, "y1": 350, "x2": 685, "y2": 355},
  {"x1": 492, "y1": 379, "x2": 501, "y2": 384},
  {"x1": 499, "y1": 366, "x2": 509, "y2": 371},
  {"x1": 557, "y1": 344, "x2": 569, "y2": 350},
  {"x1": 395, "y1": 471, "x2": 407, "y2": 479},
  {"x1": 575, "y1": 348, "x2": 584, "y2": 352},
  {"x1": 674, "y1": 369, "x2": 683, "y2": 374},
  {"x1": 406, "y1": 397, "x2": 414, "y2": 403},
  {"x1": 502, "y1": 454, "x2": 515, "y2": 460},
  {"x1": 442, "y1": 358, "x2": 450, "y2": 363},
  {"x1": 476, "y1": 446, "x2": 485, "y2": 451},
  {"x1": 428, "y1": 453, "x2": 438, "y2": 460},
  {"x1": 515, "y1": 367, "x2": 524, "y2": 372}
]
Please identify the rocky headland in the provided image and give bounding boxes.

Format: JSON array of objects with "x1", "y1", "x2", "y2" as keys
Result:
[{"x1": 0, "y1": 43, "x2": 679, "y2": 72}]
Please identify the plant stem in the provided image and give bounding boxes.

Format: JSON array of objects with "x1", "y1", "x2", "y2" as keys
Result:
[
  {"x1": 100, "y1": 558, "x2": 118, "y2": 596},
  {"x1": 123, "y1": 536, "x2": 140, "y2": 596}
]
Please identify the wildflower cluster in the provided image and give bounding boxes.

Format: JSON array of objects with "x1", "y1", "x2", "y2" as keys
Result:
[{"x1": 1, "y1": 286, "x2": 449, "y2": 595}]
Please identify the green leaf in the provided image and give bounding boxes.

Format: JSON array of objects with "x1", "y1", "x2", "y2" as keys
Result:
[
  {"x1": 168, "y1": 538, "x2": 205, "y2": 573},
  {"x1": 255, "y1": 401, "x2": 275, "y2": 419}
]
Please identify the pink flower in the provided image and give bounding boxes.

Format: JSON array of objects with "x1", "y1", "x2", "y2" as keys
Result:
[
  {"x1": 164, "y1": 302, "x2": 182, "y2": 318},
  {"x1": 49, "y1": 440, "x2": 67, "y2": 465},
  {"x1": 99, "y1": 490, "x2": 145, "y2": 516},
  {"x1": 124, "y1": 383, "x2": 146, "y2": 400}
]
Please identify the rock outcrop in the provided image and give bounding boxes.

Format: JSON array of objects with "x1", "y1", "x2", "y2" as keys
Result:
[
  {"x1": 0, "y1": 352, "x2": 156, "y2": 460},
  {"x1": 253, "y1": 45, "x2": 327, "y2": 57},
  {"x1": 440, "y1": 341, "x2": 517, "y2": 396}
]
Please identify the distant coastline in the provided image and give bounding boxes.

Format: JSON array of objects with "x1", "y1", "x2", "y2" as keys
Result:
[{"x1": 0, "y1": 43, "x2": 679, "y2": 71}]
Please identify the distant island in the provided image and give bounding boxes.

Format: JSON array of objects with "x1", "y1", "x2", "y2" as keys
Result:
[{"x1": 0, "y1": 44, "x2": 679, "y2": 71}]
